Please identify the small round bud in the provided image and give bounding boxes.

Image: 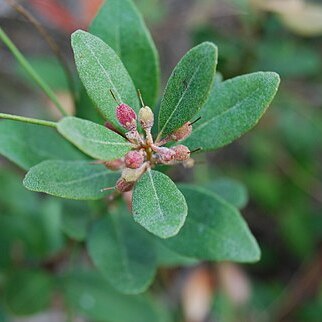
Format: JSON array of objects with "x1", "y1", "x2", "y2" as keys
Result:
[
  {"x1": 170, "y1": 122, "x2": 192, "y2": 141},
  {"x1": 116, "y1": 178, "x2": 134, "y2": 192},
  {"x1": 104, "y1": 158, "x2": 124, "y2": 171},
  {"x1": 116, "y1": 103, "x2": 137, "y2": 131},
  {"x1": 138, "y1": 106, "x2": 154, "y2": 129},
  {"x1": 124, "y1": 151, "x2": 144, "y2": 169},
  {"x1": 171, "y1": 145, "x2": 190, "y2": 161}
]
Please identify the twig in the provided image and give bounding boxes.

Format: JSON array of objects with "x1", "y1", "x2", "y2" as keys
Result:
[
  {"x1": 5, "y1": 0, "x2": 77, "y2": 104},
  {"x1": 0, "y1": 27, "x2": 68, "y2": 116},
  {"x1": 0, "y1": 112, "x2": 57, "y2": 128}
]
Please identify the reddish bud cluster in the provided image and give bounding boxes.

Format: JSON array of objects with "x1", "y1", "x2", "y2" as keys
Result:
[{"x1": 101, "y1": 93, "x2": 199, "y2": 193}]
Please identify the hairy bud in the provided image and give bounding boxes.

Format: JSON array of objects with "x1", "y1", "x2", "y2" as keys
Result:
[
  {"x1": 170, "y1": 122, "x2": 192, "y2": 141},
  {"x1": 116, "y1": 103, "x2": 137, "y2": 131},
  {"x1": 138, "y1": 106, "x2": 154, "y2": 129},
  {"x1": 124, "y1": 151, "x2": 144, "y2": 169},
  {"x1": 115, "y1": 178, "x2": 134, "y2": 192},
  {"x1": 104, "y1": 158, "x2": 124, "y2": 171},
  {"x1": 153, "y1": 146, "x2": 175, "y2": 162},
  {"x1": 171, "y1": 145, "x2": 190, "y2": 161}
]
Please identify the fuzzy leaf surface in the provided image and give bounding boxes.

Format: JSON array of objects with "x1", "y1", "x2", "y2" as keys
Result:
[
  {"x1": 71, "y1": 30, "x2": 140, "y2": 130},
  {"x1": 23, "y1": 160, "x2": 119, "y2": 200},
  {"x1": 0, "y1": 121, "x2": 84, "y2": 170},
  {"x1": 90, "y1": 0, "x2": 159, "y2": 107},
  {"x1": 158, "y1": 42, "x2": 217, "y2": 138},
  {"x1": 204, "y1": 177, "x2": 249, "y2": 209},
  {"x1": 132, "y1": 170, "x2": 187, "y2": 238},
  {"x1": 163, "y1": 185, "x2": 260, "y2": 262},
  {"x1": 87, "y1": 209, "x2": 156, "y2": 294},
  {"x1": 57, "y1": 117, "x2": 132, "y2": 160},
  {"x1": 184, "y1": 72, "x2": 280, "y2": 151}
]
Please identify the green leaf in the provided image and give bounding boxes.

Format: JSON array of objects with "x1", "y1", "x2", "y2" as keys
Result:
[
  {"x1": 90, "y1": 0, "x2": 160, "y2": 107},
  {"x1": 157, "y1": 42, "x2": 217, "y2": 138},
  {"x1": 87, "y1": 208, "x2": 156, "y2": 294},
  {"x1": 153, "y1": 239, "x2": 198, "y2": 267},
  {"x1": 63, "y1": 271, "x2": 165, "y2": 322},
  {"x1": 75, "y1": 84, "x2": 105, "y2": 124},
  {"x1": 0, "y1": 120, "x2": 85, "y2": 170},
  {"x1": 57, "y1": 117, "x2": 132, "y2": 160},
  {"x1": 163, "y1": 185, "x2": 260, "y2": 262},
  {"x1": 0, "y1": 170, "x2": 38, "y2": 215},
  {"x1": 60, "y1": 200, "x2": 91, "y2": 241},
  {"x1": 132, "y1": 170, "x2": 187, "y2": 238},
  {"x1": 204, "y1": 177, "x2": 249, "y2": 209},
  {"x1": 71, "y1": 30, "x2": 140, "y2": 130},
  {"x1": 184, "y1": 72, "x2": 280, "y2": 151},
  {"x1": 23, "y1": 160, "x2": 119, "y2": 200},
  {"x1": 4, "y1": 270, "x2": 53, "y2": 315}
]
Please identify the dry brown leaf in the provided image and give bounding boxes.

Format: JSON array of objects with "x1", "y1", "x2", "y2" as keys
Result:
[
  {"x1": 181, "y1": 265, "x2": 214, "y2": 322},
  {"x1": 217, "y1": 262, "x2": 251, "y2": 306}
]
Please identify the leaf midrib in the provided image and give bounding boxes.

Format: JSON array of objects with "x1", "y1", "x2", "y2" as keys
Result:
[
  {"x1": 148, "y1": 170, "x2": 165, "y2": 221},
  {"x1": 79, "y1": 34, "x2": 122, "y2": 103},
  {"x1": 64, "y1": 129, "x2": 130, "y2": 147},
  {"x1": 159, "y1": 63, "x2": 202, "y2": 137}
]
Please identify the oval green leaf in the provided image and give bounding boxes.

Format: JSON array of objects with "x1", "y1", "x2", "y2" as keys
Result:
[
  {"x1": 87, "y1": 209, "x2": 156, "y2": 294},
  {"x1": 132, "y1": 170, "x2": 187, "y2": 238},
  {"x1": 57, "y1": 117, "x2": 132, "y2": 161},
  {"x1": 23, "y1": 160, "x2": 119, "y2": 200},
  {"x1": 184, "y1": 72, "x2": 280, "y2": 151},
  {"x1": 204, "y1": 177, "x2": 249, "y2": 209},
  {"x1": 90, "y1": 0, "x2": 160, "y2": 107},
  {"x1": 157, "y1": 42, "x2": 217, "y2": 139},
  {"x1": 71, "y1": 30, "x2": 140, "y2": 130},
  {"x1": 0, "y1": 120, "x2": 85, "y2": 170},
  {"x1": 163, "y1": 185, "x2": 261, "y2": 263}
]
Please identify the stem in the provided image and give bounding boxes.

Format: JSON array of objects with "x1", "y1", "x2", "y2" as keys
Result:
[
  {"x1": 0, "y1": 26, "x2": 68, "y2": 117},
  {"x1": 0, "y1": 113, "x2": 57, "y2": 128},
  {"x1": 6, "y1": 0, "x2": 77, "y2": 105}
]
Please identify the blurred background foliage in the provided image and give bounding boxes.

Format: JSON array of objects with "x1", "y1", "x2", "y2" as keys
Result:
[{"x1": 0, "y1": 0, "x2": 322, "y2": 321}]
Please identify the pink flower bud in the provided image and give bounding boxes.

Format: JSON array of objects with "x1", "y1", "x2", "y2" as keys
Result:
[
  {"x1": 116, "y1": 178, "x2": 134, "y2": 192},
  {"x1": 171, "y1": 145, "x2": 190, "y2": 161},
  {"x1": 124, "y1": 151, "x2": 144, "y2": 169},
  {"x1": 104, "y1": 158, "x2": 124, "y2": 171},
  {"x1": 138, "y1": 106, "x2": 154, "y2": 129},
  {"x1": 170, "y1": 122, "x2": 192, "y2": 141},
  {"x1": 116, "y1": 103, "x2": 137, "y2": 131}
]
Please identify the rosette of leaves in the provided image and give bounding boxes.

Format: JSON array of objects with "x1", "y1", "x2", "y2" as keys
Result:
[{"x1": 0, "y1": 0, "x2": 280, "y2": 295}]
